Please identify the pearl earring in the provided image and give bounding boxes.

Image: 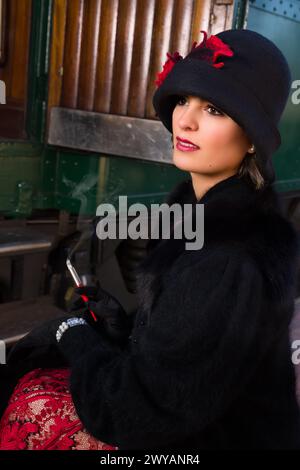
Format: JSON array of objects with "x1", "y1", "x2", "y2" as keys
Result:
[{"x1": 249, "y1": 145, "x2": 255, "y2": 153}]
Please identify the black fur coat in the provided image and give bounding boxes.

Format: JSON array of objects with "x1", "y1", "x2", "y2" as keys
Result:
[{"x1": 1, "y1": 173, "x2": 300, "y2": 450}]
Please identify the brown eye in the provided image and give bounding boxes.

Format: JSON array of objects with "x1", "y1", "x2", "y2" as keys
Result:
[
  {"x1": 206, "y1": 105, "x2": 224, "y2": 116},
  {"x1": 176, "y1": 96, "x2": 187, "y2": 106}
]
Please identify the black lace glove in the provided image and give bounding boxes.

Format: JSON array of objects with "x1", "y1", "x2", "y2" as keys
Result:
[
  {"x1": 6, "y1": 314, "x2": 74, "y2": 374},
  {"x1": 68, "y1": 282, "x2": 134, "y2": 346}
]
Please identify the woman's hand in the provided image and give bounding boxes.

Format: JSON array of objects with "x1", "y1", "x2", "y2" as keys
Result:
[
  {"x1": 7, "y1": 315, "x2": 74, "y2": 372},
  {"x1": 68, "y1": 282, "x2": 134, "y2": 346}
]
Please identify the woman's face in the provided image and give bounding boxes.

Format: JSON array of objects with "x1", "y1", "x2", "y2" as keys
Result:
[{"x1": 172, "y1": 95, "x2": 252, "y2": 176}]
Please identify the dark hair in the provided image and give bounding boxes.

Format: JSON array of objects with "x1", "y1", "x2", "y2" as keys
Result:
[{"x1": 237, "y1": 153, "x2": 265, "y2": 190}]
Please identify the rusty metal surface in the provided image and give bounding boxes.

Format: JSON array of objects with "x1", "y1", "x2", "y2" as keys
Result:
[{"x1": 48, "y1": 107, "x2": 173, "y2": 164}]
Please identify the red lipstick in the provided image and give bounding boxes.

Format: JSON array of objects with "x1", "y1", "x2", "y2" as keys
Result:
[{"x1": 176, "y1": 136, "x2": 200, "y2": 152}]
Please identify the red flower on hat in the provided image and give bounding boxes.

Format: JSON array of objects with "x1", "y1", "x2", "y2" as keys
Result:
[
  {"x1": 154, "y1": 30, "x2": 233, "y2": 87},
  {"x1": 190, "y1": 30, "x2": 234, "y2": 69},
  {"x1": 154, "y1": 51, "x2": 183, "y2": 87}
]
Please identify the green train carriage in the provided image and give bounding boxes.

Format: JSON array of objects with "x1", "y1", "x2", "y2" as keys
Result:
[{"x1": 0, "y1": 0, "x2": 299, "y2": 347}]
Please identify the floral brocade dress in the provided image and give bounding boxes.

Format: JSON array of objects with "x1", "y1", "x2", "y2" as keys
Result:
[{"x1": 0, "y1": 368, "x2": 118, "y2": 450}]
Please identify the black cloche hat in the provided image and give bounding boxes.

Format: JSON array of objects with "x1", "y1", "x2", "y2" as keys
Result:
[{"x1": 152, "y1": 29, "x2": 292, "y2": 184}]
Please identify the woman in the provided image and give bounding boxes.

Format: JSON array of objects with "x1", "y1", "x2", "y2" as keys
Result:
[{"x1": 0, "y1": 28, "x2": 300, "y2": 450}]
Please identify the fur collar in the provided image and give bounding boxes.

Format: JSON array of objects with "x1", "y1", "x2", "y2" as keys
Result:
[{"x1": 135, "y1": 174, "x2": 299, "y2": 315}]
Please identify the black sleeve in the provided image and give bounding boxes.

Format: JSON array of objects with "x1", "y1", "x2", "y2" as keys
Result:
[{"x1": 57, "y1": 250, "x2": 266, "y2": 449}]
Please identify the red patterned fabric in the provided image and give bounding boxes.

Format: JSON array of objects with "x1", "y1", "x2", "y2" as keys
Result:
[{"x1": 0, "y1": 368, "x2": 119, "y2": 450}]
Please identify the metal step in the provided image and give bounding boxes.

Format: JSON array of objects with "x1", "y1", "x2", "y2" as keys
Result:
[{"x1": 0, "y1": 226, "x2": 52, "y2": 257}]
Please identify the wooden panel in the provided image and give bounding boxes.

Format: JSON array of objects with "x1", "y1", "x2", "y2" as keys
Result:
[
  {"x1": 191, "y1": 0, "x2": 214, "y2": 44},
  {"x1": 47, "y1": 0, "x2": 68, "y2": 117},
  {"x1": 77, "y1": 0, "x2": 102, "y2": 110},
  {"x1": 61, "y1": 0, "x2": 84, "y2": 108},
  {"x1": 211, "y1": 0, "x2": 234, "y2": 34},
  {"x1": 144, "y1": 0, "x2": 175, "y2": 117},
  {"x1": 127, "y1": 0, "x2": 156, "y2": 116},
  {"x1": 48, "y1": 0, "x2": 235, "y2": 136},
  {"x1": 170, "y1": 0, "x2": 195, "y2": 55},
  {"x1": 110, "y1": 0, "x2": 137, "y2": 115},
  {"x1": 94, "y1": 0, "x2": 118, "y2": 112},
  {"x1": 0, "y1": 0, "x2": 32, "y2": 139}
]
